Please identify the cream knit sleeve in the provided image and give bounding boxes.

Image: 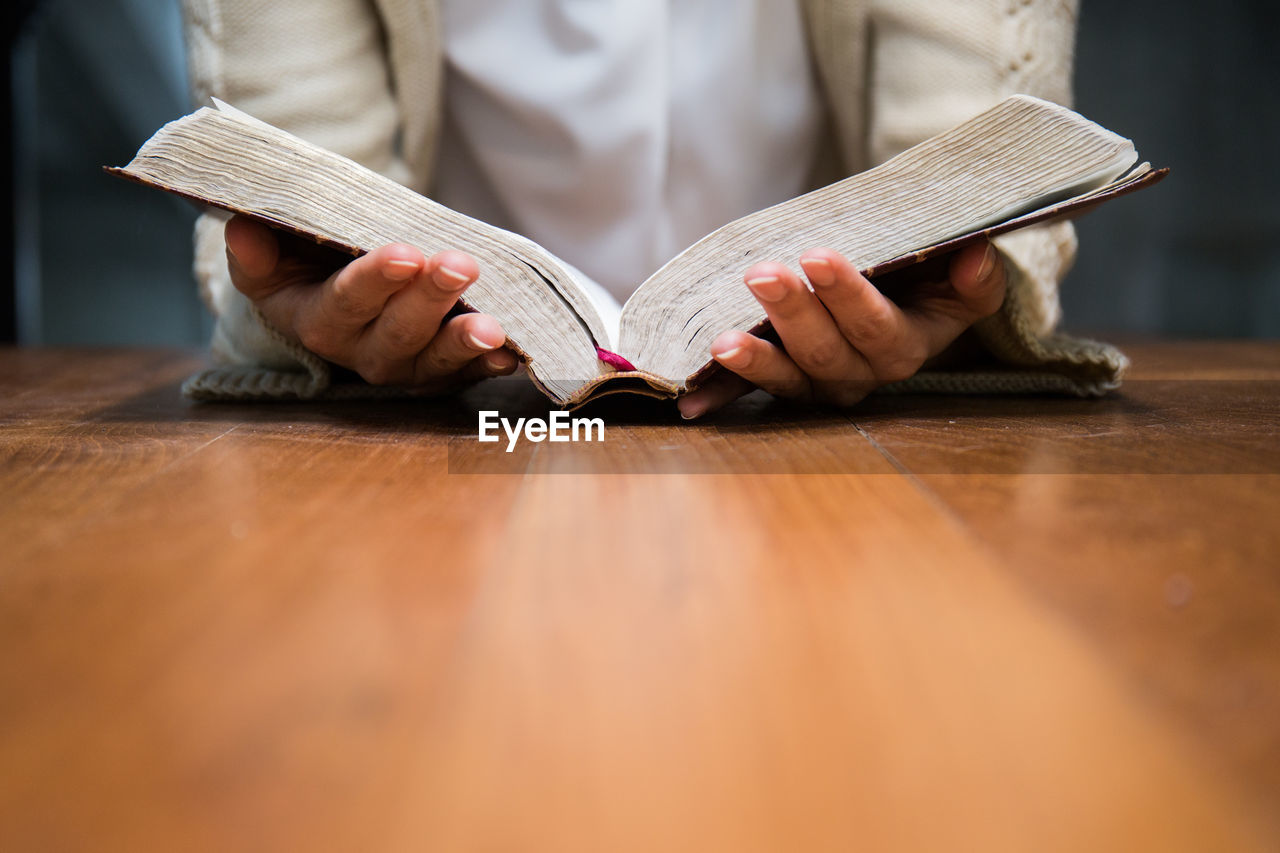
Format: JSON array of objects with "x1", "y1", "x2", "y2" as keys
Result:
[
  {"x1": 180, "y1": 0, "x2": 417, "y2": 399},
  {"x1": 863, "y1": 0, "x2": 1127, "y2": 395}
]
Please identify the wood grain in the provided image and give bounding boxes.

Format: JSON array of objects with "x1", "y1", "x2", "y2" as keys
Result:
[
  {"x1": 852, "y1": 338, "x2": 1280, "y2": 828},
  {"x1": 1, "y1": 343, "x2": 1276, "y2": 852}
]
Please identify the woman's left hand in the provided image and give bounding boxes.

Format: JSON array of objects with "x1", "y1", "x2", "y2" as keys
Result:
[{"x1": 676, "y1": 241, "x2": 1006, "y2": 418}]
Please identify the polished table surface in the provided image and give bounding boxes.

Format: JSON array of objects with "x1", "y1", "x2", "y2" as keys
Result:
[{"x1": 2, "y1": 341, "x2": 1278, "y2": 851}]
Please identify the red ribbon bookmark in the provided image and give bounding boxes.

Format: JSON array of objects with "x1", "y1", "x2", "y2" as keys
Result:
[{"x1": 595, "y1": 346, "x2": 637, "y2": 372}]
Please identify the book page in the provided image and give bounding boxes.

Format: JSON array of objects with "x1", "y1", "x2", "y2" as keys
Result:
[
  {"x1": 617, "y1": 95, "x2": 1138, "y2": 384},
  {"x1": 488, "y1": 229, "x2": 623, "y2": 352},
  {"x1": 555, "y1": 259, "x2": 623, "y2": 352},
  {"x1": 118, "y1": 103, "x2": 612, "y2": 403}
]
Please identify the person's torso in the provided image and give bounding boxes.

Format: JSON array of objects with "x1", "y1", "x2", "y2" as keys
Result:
[{"x1": 432, "y1": 0, "x2": 824, "y2": 300}]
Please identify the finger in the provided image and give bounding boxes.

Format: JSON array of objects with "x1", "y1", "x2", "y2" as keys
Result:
[
  {"x1": 358, "y1": 251, "x2": 480, "y2": 368},
  {"x1": 270, "y1": 244, "x2": 424, "y2": 363},
  {"x1": 458, "y1": 347, "x2": 521, "y2": 383},
  {"x1": 408, "y1": 312, "x2": 507, "y2": 385},
  {"x1": 423, "y1": 249, "x2": 480, "y2": 293},
  {"x1": 482, "y1": 348, "x2": 521, "y2": 376},
  {"x1": 943, "y1": 241, "x2": 1006, "y2": 320},
  {"x1": 798, "y1": 249, "x2": 925, "y2": 384},
  {"x1": 676, "y1": 370, "x2": 755, "y2": 420},
  {"x1": 742, "y1": 261, "x2": 871, "y2": 390},
  {"x1": 707, "y1": 330, "x2": 811, "y2": 402},
  {"x1": 224, "y1": 215, "x2": 282, "y2": 298},
  {"x1": 310, "y1": 243, "x2": 429, "y2": 331},
  {"x1": 353, "y1": 249, "x2": 482, "y2": 373},
  {"x1": 398, "y1": 346, "x2": 520, "y2": 396},
  {"x1": 904, "y1": 241, "x2": 1007, "y2": 355},
  {"x1": 355, "y1": 248, "x2": 480, "y2": 365}
]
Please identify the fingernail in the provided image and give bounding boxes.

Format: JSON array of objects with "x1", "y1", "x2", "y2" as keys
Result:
[
  {"x1": 977, "y1": 243, "x2": 996, "y2": 281},
  {"x1": 468, "y1": 332, "x2": 499, "y2": 351},
  {"x1": 484, "y1": 354, "x2": 512, "y2": 373},
  {"x1": 712, "y1": 345, "x2": 747, "y2": 368},
  {"x1": 745, "y1": 275, "x2": 785, "y2": 302},
  {"x1": 384, "y1": 259, "x2": 421, "y2": 281},
  {"x1": 437, "y1": 266, "x2": 473, "y2": 289},
  {"x1": 799, "y1": 256, "x2": 834, "y2": 287},
  {"x1": 678, "y1": 397, "x2": 708, "y2": 420}
]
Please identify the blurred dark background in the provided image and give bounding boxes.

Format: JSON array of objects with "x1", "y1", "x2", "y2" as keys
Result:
[{"x1": 5, "y1": 0, "x2": 1278, "y2": 346}]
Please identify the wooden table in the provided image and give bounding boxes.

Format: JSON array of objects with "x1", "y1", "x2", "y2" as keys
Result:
[{"x1": 2, "y1": 341, "x2": 1278, "y2": 851}]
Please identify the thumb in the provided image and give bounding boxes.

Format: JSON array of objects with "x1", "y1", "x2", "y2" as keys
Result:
[
  {"x1": 946, "y1": 241, "x2": 1006, "y2": 319},
  {"x1": 224, "y1": 215, "x2": 282, "y2": 295}
]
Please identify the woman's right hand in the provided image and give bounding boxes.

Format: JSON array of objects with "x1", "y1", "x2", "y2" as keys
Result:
[{"x1": 223, "y1": 214, "x2": 518, "y2": 389}]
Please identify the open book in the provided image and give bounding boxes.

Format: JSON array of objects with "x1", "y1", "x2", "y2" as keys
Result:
[{"x1": 111, "y1": 95, "x2": 1165, "y2": 406}]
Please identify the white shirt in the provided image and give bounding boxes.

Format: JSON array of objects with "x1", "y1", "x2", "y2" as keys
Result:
[{"x1": 433, "y1": 0, "x2": 823, "y2": 303}]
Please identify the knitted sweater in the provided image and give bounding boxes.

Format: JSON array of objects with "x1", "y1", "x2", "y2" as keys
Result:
[{"x1": 180, "y1": 0, "x2": 1127, "y2": 401}]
